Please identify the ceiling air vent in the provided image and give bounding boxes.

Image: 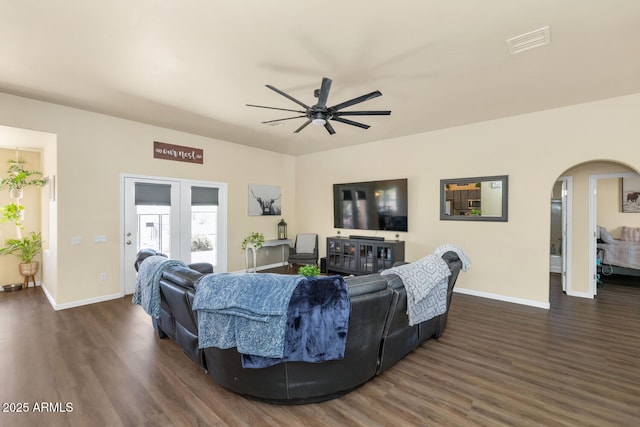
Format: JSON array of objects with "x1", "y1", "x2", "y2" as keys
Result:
[{"x1": 506, "y1": 26, "x2": 551, "y2": 55}]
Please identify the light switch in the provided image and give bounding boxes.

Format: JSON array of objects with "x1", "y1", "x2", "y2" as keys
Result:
[
  {"x1": 94, "y1": 235, "x2": 107, "y2": 243},
  {"x1": 71, "y1": 236, "x2": 82, "y2": 245}
]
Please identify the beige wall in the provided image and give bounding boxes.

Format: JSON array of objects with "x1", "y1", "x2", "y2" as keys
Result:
[
  {"x1": 0, "y1": 92, "x2": 295, "y2": 305},
  {"x1": 2, "y1": 90, "x2": 640, "y2": 308},
  {"x1": 295, "y1": 93, "x2": 640, "y2": 306}
]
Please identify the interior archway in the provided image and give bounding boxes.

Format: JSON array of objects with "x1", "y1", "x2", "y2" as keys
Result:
[{"x1": 549, "y1": 160, "x2": 640, "y2": 301}]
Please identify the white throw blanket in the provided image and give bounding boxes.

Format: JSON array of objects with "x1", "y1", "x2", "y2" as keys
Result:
[
  {"x1": 434, "y1": 243, "x2": 471, "y2": 271},
  {"x1": 381, "y1": 254, "x2": 451, "y2": 325}
]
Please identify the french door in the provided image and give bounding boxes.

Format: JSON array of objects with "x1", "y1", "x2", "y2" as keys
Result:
[{"x1": 121, "y1": 175, "x2": 227, "y2": 295}]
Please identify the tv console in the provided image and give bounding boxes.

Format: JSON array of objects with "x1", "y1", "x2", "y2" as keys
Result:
[
  {"x1": 349, "y1": 235, "x2": 385, "y2": 241},
  {"x1": 327, "y1": 236, "x2": 405, "y2": 276}
]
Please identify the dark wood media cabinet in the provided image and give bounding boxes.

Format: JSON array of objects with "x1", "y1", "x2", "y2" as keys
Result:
[{"x1": 326, "y1": 236, "x2": 405, "y2": 276}]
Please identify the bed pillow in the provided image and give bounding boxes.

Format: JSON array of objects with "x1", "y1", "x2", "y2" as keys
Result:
[
  {"x1": 620, "y1": 226, "x2": 640, "y2": 242},
  {"x1": 598, "y1": 226, "x2": 616, "y2": 244}
]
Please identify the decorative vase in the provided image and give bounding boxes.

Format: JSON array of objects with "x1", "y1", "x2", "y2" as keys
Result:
[{"x1": 18, "y1": 261, "x2": 39, "y2": 277}]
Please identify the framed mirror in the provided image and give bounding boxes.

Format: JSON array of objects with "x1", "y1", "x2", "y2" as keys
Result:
[{"x1": 440, "y1": 175, "x2": 508, "y2": 222}]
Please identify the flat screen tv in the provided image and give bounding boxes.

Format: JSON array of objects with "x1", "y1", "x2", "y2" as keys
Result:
[{"x1": 333, "y1": 178, "x2": 408, "y2": 232}]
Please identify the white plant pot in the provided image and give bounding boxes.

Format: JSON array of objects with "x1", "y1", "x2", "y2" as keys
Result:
[{"x1": 9, "y1": 188, "x2": 24, "y2": 200}]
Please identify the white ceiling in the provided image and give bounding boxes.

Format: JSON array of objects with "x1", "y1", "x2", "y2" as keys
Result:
[{"x1": 1, "y1": 0, "x2": 640, "y2": 155}]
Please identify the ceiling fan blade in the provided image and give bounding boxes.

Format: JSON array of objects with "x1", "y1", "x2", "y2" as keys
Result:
[
  {"x1": 324, "y1": 121, "x2": 336, "y2": 135},
  {"x1": 333, "y1": 110, "x2": 391, "y2": 116},
  {"x1": 331, "y1": 116, "x2": 371, "y2": 130},
  {"x1": 262, "y1": 115, "x2": 307, "y2": 124},
  {"x1": 330, "y1": 90, "x2": 382, "y2": 111},
  {"x1": 246, "y1": 104, "x2": 306, "y2": 114},
  {"x1": 315, "y1": 77, "x2": 332, "y2": 109},
  {"x1": 294, "y1": 119, "x2": 312, "y2": 133},
  {"x1": 266, "y1": 85, "x2": 311, "y2": 110}
]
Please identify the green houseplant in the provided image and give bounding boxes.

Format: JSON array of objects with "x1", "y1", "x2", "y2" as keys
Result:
[
  {"x1": 0, "y1": 231, "x2": 42, "y2": 263},
  {"x1": 0, "y1": 202, "x2": 25, "y2": 229},
  {"x1": 0, "y1": 232, "x2": 43, "y2": 279},
  {"x1": 241, "y1": 232, "x2": 265, "y2": 251},
  {"x1": 0, "y1": 160, "x2": 46, "y2": 197},
  {"x1": 298, "y1": 264, "x2": 321, "y2": 277}
]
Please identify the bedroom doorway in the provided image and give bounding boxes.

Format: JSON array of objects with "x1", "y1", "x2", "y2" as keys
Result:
[{"x1": 588, "y1": 170, "x2": 640, "y2": 298}]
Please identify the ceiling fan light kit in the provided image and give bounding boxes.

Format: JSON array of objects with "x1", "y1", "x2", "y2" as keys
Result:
[{"x1": 247, "y1": 77, "x2": 391, "y2": 135}]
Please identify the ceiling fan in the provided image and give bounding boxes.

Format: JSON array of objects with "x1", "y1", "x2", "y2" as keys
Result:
[{"x1": 246, "y1": 77, "x2": 391, "y2": 135}]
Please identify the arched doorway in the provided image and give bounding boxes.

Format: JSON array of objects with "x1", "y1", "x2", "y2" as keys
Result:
[{"x1": 550, "y1": 160, "x2": 640, "y2": 299}]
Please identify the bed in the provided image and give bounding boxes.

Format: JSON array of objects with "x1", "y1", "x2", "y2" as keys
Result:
[{"x1": 597, "y1": 226, "x2": 640, "y2": 277}]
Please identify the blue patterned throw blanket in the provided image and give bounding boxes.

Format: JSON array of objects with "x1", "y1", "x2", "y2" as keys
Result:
[
  {"x1": 132, "y1": 255, "x2": 186, "y2": 318},
  {"x1": 242, "y1": 275, "x2": 350, "y2": 368},
  {"x1": 381, "y1": 253, "x2": 451, "y2": 325},
  {"x1": 193, "y1": 273, "x2": 304, "y2": 359}
]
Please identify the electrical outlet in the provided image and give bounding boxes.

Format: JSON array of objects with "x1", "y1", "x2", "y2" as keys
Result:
[{"x1": 99, "y1": 272, "x2": 107, "y2": 281}]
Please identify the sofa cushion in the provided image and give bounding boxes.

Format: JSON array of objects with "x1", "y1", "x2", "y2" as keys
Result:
[
  {"x1": 162, "y1": 266, "x2": 203, "y2": 290},
  {"x1": 344, "y1": 274, "x2": 388, "y2": 297}
]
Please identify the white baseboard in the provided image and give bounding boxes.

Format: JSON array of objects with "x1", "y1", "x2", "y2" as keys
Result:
[
  {"x1": 40, "y1": 283, "x2": 56, "y2": 308},
  {"x1": 565, "y1": 289, "x2": 594, "y2": 299},
  {"x1": 53, "y1": 292, "x2": 123, "y2": 311},
  {"x1": 454, "y1": 287, "x2": 551, "y2": 310},
  {"x1": 37, "y1": 283, "x2": 123, "y2": 311}
]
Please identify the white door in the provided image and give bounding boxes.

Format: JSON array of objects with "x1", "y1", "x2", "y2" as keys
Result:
[
  {"x1": 560, "y1": 178, "x2": 569, "y2": 292},
  {"x1": 121, "y1": 175, "x2": 227, "y2": 295}
]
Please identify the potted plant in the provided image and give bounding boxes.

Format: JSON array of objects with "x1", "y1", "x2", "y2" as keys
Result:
[
  {"x1": 0, "y1": 202, "x2": 25, "y2": 229},
  {"x1": 298, "y1": 264, "x2": 321, "y2": 277},
  {"x1": 241, "y1": 232, "x2": 265, "y2": 251},
  {"x1": 0, "y1": 232, "x2": 42, "y2": 278},
  {"x1": 0, "y1": 159, "x2": 46, "y2": 199}
]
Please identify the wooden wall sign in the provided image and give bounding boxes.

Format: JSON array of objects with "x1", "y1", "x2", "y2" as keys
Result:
[{"x1": 153, "y1": 141, "x2": 203, "y2": 164}]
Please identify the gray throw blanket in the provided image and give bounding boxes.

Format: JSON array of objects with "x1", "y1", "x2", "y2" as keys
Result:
[
  {"x1": 193, "y1": 273, "x2": 303, "y2": 359},
  {"x1": 132, "y1": 255, "x2": 186, "y2": 318},
  {"x1": 381, "y1": 254, "x2": 451, "y2": 325},
  {"x1": 241, "y1": 275, "x2": 350, "y2": 368}
]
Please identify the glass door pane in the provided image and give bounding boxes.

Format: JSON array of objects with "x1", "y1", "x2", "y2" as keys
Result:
[
  {"x1": 137, "y1": 206, "x2": 172, "y2": 257},
  {"x1": 360, "y1": 244, "x2": 375, "y2": 273},
  {"x1": 191, "y1": 204, "x2": 218, "y2": 265}
]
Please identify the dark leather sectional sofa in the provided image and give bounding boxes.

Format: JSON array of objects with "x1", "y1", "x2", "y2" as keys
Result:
[{"x1": 134, "y1": 249, "x2": 463, "y2": 404}]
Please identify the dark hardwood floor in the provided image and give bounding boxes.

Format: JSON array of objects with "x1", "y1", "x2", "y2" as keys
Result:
[{"x1": 1, "y1": 274, "x2": 640, "y2": 426}]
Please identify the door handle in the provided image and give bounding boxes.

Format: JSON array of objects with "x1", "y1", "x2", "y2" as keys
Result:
[{"x1": 126, "y1": 240, "x2": 132, "y2": 245}]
